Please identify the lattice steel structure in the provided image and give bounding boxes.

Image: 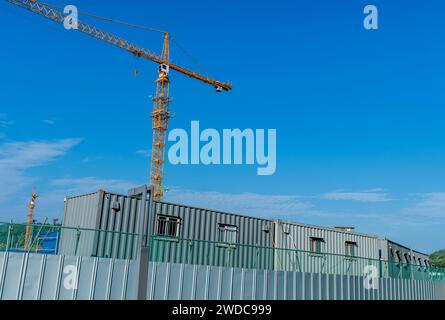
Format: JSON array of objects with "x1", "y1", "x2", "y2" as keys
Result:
[{"x1": 7, "y1": 0, "x2": 232, "y2": 200}]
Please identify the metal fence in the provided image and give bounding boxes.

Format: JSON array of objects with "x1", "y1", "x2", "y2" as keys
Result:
[
  {"x1": 147, "y1": 262, "x2": 445, "y2": 300},
  {"x1": 149, "y1": 236, "x2": 445, "y2": 282},
  {"x1": 0, "y1": 222, "x2": 140, "y2": 260},
  {"x1": 0, "y1": 252, "x2": 139, "y2": 300}
]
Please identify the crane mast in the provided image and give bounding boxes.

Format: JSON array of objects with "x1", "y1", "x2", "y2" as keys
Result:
[
  {"x1": 24, "y1": 190, "x2": 38, "y2": 251},
  {"x1": 151, "y1": 33, "x2": 171, "y2": 200},
  {"x1": 6, "y1": 0, "x2": 232, "y2": 201}
]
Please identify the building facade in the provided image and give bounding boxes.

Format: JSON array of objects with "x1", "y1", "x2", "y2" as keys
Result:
[{"x1": 60, "y1": 187, "x2": 433, "y2": 279}]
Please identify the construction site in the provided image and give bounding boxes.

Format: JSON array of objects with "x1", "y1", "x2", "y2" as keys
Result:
[{"x1": 0, "y1": 0, "x2": 444, "y2": 301}]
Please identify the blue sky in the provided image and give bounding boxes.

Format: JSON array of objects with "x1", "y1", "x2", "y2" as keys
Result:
[{"x1": 0, "y1": 0, "x2": 444, "y2": 253}]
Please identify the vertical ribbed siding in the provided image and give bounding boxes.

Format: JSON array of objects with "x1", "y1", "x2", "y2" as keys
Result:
[
  {"x1": 146, "y1": 262, "x2": 445, "y2": 301},
  {"x1": 273, "y1": 221, "x2": 380, "y2": 275},
  {"x1": 149, "y1": 201, "x2": 274, "y2": 269},
  {"x1": 59, "y1": 192, "x2": 102, "y2": 257},
  {"x1": 0, "y1": 252, "x2": 138, "y2": 300},
  {"x1": 62, "y1": 191, "x2": 273, "y2": 262},
  {"x1": 95, "y1": 193, "x2": 142, "y2": 259},
  {"x1": 274, "y1": 221, "x2": 379, "y2": 257},
  {"x1": 62, "y1": 191, "x2": 142, "y2": 259},
  {"x1": 151, "y1": 201, "x2": 272, "y2": 246},
  {"x1": 63, "y1": 190, "x2": 431, "y2": 276},
  {"x1": 385, "y1": 240, "x2": 429, "y2": 263}
]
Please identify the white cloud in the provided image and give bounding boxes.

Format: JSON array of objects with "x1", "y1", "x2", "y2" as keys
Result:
[
  {"x1": 164, "y1": 188, "x2": 312, "y2": 218},
  {"x1": 43, "y1": 119, "x2": 56, "y2": 125},
  {"x1": 323, "y1": 189, "x2": 394, "y2": 202},
  {"x1": 0, "y1": 139, "x2": 82, "y2": 170},
  {"x1": 403, "y1": 192, "x2": 445, "y2": 218},
  {"x1": 0, "y1": 139, "x2": 82, "y2": 202},
  {"x1": 0, "y1": 114, "x2": 13, "y2": 128}
]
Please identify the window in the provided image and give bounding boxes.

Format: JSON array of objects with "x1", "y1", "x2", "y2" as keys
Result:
[
  {"x1": 418, "y1": 258, "x2": 423, "y2": 266},
  {"x1": 156, "y1": 215, "x2": 181, "y2": 237},
  {"x1": 345, "y1": 241, "x2": 357, "y2": 257},
  {"x1": 395, "y1": 251, "x2": 402, "y2": 263},
  {"x1": 404, "y1": 253, "x2": 411, "y2": 264},
  {"x1": 310, "y1": 237, "x2": 324, "y2": 254},
  {"x1": 218, "y1": 224, "x2": 238, "y2": 244}
]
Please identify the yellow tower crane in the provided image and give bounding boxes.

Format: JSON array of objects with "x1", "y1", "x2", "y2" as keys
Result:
[
  {"x1": 24, "y1": 189, "x2": 38, "y2": 251},
  {"x1": 7, "y1": 0, "x2": 232, "y2": 201}
]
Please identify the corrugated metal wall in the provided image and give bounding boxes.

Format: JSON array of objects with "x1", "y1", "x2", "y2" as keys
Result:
[
  {"x1": 379, "y1": 239, "x2": 432, "y2": 281},
  {"x1": 273, "y1": 221, "x2": 380, "y2": 274},
  {"x1": 61, "y1": 190, "x2": 429, "y2": 272},
  {"x1": 146, "y1": 262, "x2": 445, "y2": 300},
  {"x1": 2, "y1": 251, "x2": 444, "y2": 300},
  {"x1": 59, "y1": 192, "x2": 102, "y2": 257},
  {"x1": 147, "y1": 202, "x2": 273, "y2": 270},
  {"x1": 151, "y1": 201, "x2": 272, "y2": 246},
  {"x1": 63, "y1": 192, "x2": 102, "y2": 229},
  {"x1": 61, "y1": 191, "x2": 143, "y2": 259},
  {"x1": 149, "y1": 237, "x2": 275, "y2": 270},
  {"x1": 383, "y1": 239, "x2": 430, "y2": 263},
  {"x1": 274, "y1": 221, "x2": 379, "y2": 258},
  {"x1": 62, "y1": 191, "x2": 273, "y2": 255},
  {"x1": 0, "y1": 252, "x2": 138, "y2": 300}
]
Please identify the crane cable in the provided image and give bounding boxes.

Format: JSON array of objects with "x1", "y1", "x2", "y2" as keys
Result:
[
  {"x1": 6, "y1": 1, "x2": 214, "y2": 78},
  {"x1": 41, "y1": 1, "x2": 211, "y2": 75},
  {"x1": 170, "y1": 37, "x2": 211, "y2": 77},
  {"x1": 40, "y1": 1, "x2": 167, "y2": 34}
]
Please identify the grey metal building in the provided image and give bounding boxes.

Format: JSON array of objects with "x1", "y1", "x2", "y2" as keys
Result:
[
  {"x1": 272, "y1": 220, "x2": 380, "y2": 274},
  {"x1": 59, "y1": 190, "x2": 142, "y2": 259},
  {"x1": 378, "y1": 239, "x2": 432, "y2": 280},
  {"x1": 60, "y1": 187, "x2": 432, "y2": 277},
  {"x1": 60, "y1": 189, "x2": 274, "y2": 266},
  {"x1": 379, "y1": 239, "x2": 430, "y2": 266}
]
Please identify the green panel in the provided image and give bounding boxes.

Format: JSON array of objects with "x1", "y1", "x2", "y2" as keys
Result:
[{"x1": 149, "y1": 236, "x2": 445, "y2": 283}]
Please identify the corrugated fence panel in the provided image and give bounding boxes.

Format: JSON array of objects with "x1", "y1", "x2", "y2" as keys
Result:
[
  {"x1": 0, "y1": 252, "x2": 138, "y2": 300},
  {"x1": 147, "y1": 262, "x2": 445, "y2": 301}
]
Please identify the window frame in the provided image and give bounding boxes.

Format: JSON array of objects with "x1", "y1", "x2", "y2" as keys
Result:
[
  {"x1": 345, "y1": 241, "x2": 358, "y2": 257},
  {"x1": 404, "y1": 253, "x2": 411, "y2": 264},
  {"x1": 156, "y1": 215, "x2": 182, "y2": 238},
  {"x1": 217, "y1": 223, "x2": 238, "y2": 246},
  {"x1": 395, "y1": 250, "x2": 402, "y2": 264},
  {"x1": 310, "y1": 237, "x2": 325, "y2": 254}
]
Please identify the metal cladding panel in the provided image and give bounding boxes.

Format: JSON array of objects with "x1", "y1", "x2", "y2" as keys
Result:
[
  {"x1": 63, "y1": 192, "x2": 102, "y2": 229},
  {"x1": 273, "y1": 221, "x2": 380, "y2": 274},
  {"x1": 379, "y1": 239, "x2": 389, "y2": 261},
  {"x1": 149, "y1": 201, "x2": 274, "y2": 270},
  {"x1": 146, "y1": 262, "x2": 445, "y2": 300},
  {"x1": 0, "y1": 252, "x2": 138, "y2": 300},
  {"x1": 386, "y1": 240, "x2": 430, "y2": 264},
  {"x1": 60, "y1": 192, "x2": 102, "y2": 257},
  {"x1": 151, "y1": 201, "x2": 272, "y2": 246},
  {"x1": 61, "y1": 191, "x2": 143, "y2": 259},
  {"x1": 95, "y1": 192, "x2": 143, "y2": 259},
  {"x1": 274, "y1": 221, "x2": 379, "y2": 257}
]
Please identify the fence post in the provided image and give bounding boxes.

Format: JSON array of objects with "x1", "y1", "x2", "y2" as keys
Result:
[
  {"x1": 75, "y1": 228, "x2": 81, "y2": 256},
  {"x1": 5, "y1": 225, "x2": 12, "y2": 252}
]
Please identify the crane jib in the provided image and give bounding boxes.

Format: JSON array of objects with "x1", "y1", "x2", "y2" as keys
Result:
[
  {"x1": 8, "y1": 0, "x2": 232, "y2": 92},
  {"x1": 7, "y1": 0, "x2": 232, "y2": 201}
]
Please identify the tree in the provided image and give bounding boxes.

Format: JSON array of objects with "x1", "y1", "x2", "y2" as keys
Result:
[{"x1": 430, "y1": 250, "x2": 445, "y2": 268}]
